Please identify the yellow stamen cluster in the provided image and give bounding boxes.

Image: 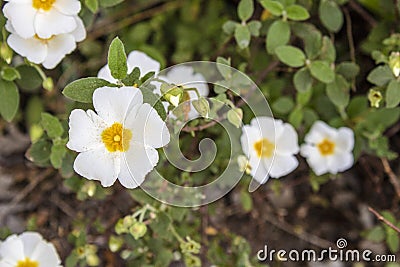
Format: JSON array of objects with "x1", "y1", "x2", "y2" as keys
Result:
[
  {"x1": 16, "y1": 258, "x2": 39, "y2": 267},
  {"x1": 101, "y1": 123, "x2": 132, "y2": 152},
  {"x1": 253, "y1": 138, "x2": 274, "y2": 158},
  {"x1": 32, "y1": 0, "x2": 55, "y2": 11},
  {"x1": 317, "y1": 139, "x2": 335, "y2": 156}
]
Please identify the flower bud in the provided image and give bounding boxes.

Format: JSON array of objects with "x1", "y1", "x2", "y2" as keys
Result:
[
  {"x1": 227, "y1": 108, "x2": 243, "y2": 128},
  {"x1": 109, "y1": 235, "x2": 124, "y2": 252},
  {"x1": 42, "y1": 77, "x2": 54, "y2": 91},
  {"x1": 1, "y1": 42, "x2": 13, "y2": 64},
  {"x1": 389, "y1": 52, "x2": 400, "y2": 77},
  {"x1": 184, "y1": 254, "x2": 201, "y2": 267},
  {"x1": 192, "y1": 97, "x2": 210, "y2": 117},
  {"x1": 115, "y1": 218, "x2": 128, "y2": 235},
  {"x1": 237, "y1": 155, "x2": 251, "y2": 175},
  {"x1": 368, "y1": 88, "x2": 382, "y2": 108},
  {"x1": 161, "y1": 83, "x2": 184, "y2": 107},
  {"x1": 180, "y1": 236, "x2": 201, "y2": 255},
  {"x1": 129, "y1": 221, "x2": 147, "y2": 240}
]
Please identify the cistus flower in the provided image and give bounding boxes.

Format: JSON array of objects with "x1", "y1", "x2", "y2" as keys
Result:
[
  {"x1": 67, "y1": 86, "x2": 170, "y2": 188},
  {"x1": 156, "y1": 65, "x2": 209, "y2": 120},
  {"x1": 98, "y1": 50, "x2": 161, "y2": 83},
  {"x1": 3, "y1": 0, "x2": 81, "y2": 39},
  {"x1": 240, "y1": 117, "x2": 299, "y2": 184},
  {"x1": 5, "y1": 19, "x2": 86, "y2": 69},
  {"x1": 300, "y1": 121, "x2": 354, "y2": 176},
  {"x1": 368, "y1": 88, "x2": 382, "y2": 108},
  {"x1": 0, "y1": 232, "x2": 62, "y2": 267}
]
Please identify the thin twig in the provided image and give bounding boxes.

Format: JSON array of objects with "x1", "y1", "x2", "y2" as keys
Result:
[
  {"x1": 368, "y1": 206, "x2": 400, "y2": 234},
  {"x1": 348, "y1": 0, "x2": 377, "y2": 27},
  {"x1": 343, "y1": 8, "x2": 356, "y2": 63},
  {"x1": 381, "y1": 158, "x2": 400, "y2": 199}
]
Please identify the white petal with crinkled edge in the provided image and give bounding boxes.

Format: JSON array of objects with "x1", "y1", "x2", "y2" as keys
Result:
[
  {"x1": 73, "y1": 147, "x2": 120, "y2": 187},
  {"x1": 0, "y1": 234, "x2": 24, "y2": 264},
  {"x1": 268, "y1": 154, "x2": 298, "y2": 178},
  {"x1": 42, "y1": 34, "x2": 76, "y2": 69},
  {"x1": 275, "y1": 123, "x2": 299, "y2": 155},
  {"x1": 7, "y1": 34, "x2": 47, "y2": 64},
  {"x1": 127, "y1": 103, "x2": 170, "y2": 148},
  {"x1": 97, "y1": 65, "x2": 116, "y2": 83},
  {"x1": 34, "y1": 8, "x2": 77, "y2": 39},
  {"x1": 93, "y1": 86, "x2": 143, "y2": 125},
  {"x1": 53, "y1": 0, "x2": 81, "y2": 15},
  {"x1": 71, "y1": 16, "x2": 86, "y2": 42},
  {"x1": 250, "y1": 116, "x2": 279, "y2": 143},
  {"x1": 127, "y1": 51, "x2": 160, "y2": 77},
  {"x1": 248, "y1": 155, "x2": 269, "y2": 184},
  {"x1": 300, "y1": 144, "x2": 329, "y2": 175},
  {"x1": 19, "y1": 232, "x2": 42, "y2": 258},
  {"x1": 327, "y1": 152, "x2": 354, "y2": 174},
  {"x1": 119, "y1": 142, "x2": 159, "y2": 188},
  {"x1": 305, "y1": 121, "x2": 337, "y2": 144},
  {"x1": 240, "y1": 124, "x2": 261, "y2": 157},
  {"x1": 30, "y1": 239, "x2": 62, "y2": 267},
  {"x1": 67, "y1": 109, "x2": 106, "y2": 152},
  {"x1": 335, "y1": 127, "x2": 354, "y2": 152},
  {"x1": 3, "y1": 3, "x2": 36, "y2": 38}
]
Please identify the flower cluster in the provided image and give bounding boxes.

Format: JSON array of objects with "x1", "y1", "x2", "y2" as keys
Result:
[
  {"x1": 0, "y1": 231, "x2": 62, "y2": 267},
  {"x1": 3, "y1": 0, "x2": 86, "y2": 69},
  {"x1": 241, "y1": 118, "x2": 354, "y2": 184}
]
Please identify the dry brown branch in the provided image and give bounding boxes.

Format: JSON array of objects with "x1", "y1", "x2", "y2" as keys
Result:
[
  {"x1": 368, "y1": 206, "x2": 400, "y2": 234},
  {"x1": 381, "y1": 158, "x2": 400, "y2": 199}
]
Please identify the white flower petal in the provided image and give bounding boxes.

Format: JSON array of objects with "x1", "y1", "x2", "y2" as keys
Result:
[
  {"x1": 268, "y1": 154, "x2": 298, "y2": 178},
  {"x1": 327, "y1": 152, "x2": 354, "y2": 174},
  {"x1": 0, "y1": 260, "x2": 14, "y2": 267},
  {"x1": 5, "y1": 20, "x2": 15, "y2": 33},
  {"x1": 335, "y1": 127, "x2": 354, "y2": 152},
  {"x1": 0, "y1": 234, "x2": 24, "y2": 262},
  {"x1": 53, "y1": 0, "x2": 81, "y2": 15},
  {"x1": 240, "y1": 124, "x2": 261, "y2": 157},
  {"x1": 3, "y1": 3, "x2": 36, "y2": 38},
  {"x1": 71, "y1": 16, "x2": 86, "y2": 42},
  {"x1": 250, "y1": 116, "x2": 279, "y2": 142},
  {"x1": 97, "y1": 65, "x2": 116, "y2": 83},
  {"x1": 305, "y1": 121, "x2": 337, "y2": 144},
  {"x1": 34, "y1": 9, "x2": 77, "y2": 39},
  {"x1": 127, "y1": 51, "x2": 160, "y2": 77},
  {"x1": 128, "y1": 103, "x2": 170, "y2": 148},
  {"x1": 30, "y1": 240, "x2": 61, "y2": 267},
  {"x1": 275, "y1": 122, "x2": 299, "y2": 155},
  {"x1": 67, "y1": 109, "x2": 105, "y2": 152},
  {"x1": 73, "y1": 147, "x2": 120, "y2": 187},
  {"x1": 300, "y1": 144, "x2": 329, "y2": 176},
  {"x1": 93, "y1": 86, "x2": 143, "y2": 124},
  {"x1": 42, "y1": 34, "x2": 76, "y2": 69},
  {"x1": 19, "y1": 232, "x2": 43, "y2": 258},
  {"x1": 7, "y1": 34, "x2": 47, "y2": 64},
  {"x1": 248, "y1": 155, "x2": 269, "y2": 184},
  {"x1": 119, "y1": 142, "x2": 159, "y2": 188}
]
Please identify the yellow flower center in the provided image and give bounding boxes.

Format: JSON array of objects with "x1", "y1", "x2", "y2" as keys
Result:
[
  {"x1": 101, "y1": 123, "x2": 132, "y2": 152},
  {"x1": 253, "y1": 138, "x2": 274, "y2": 158},
  {"x1": 34, "y1": 34, "x2": 54, "y2": 44},
  {"x1": 32, "y1": 0, "x2": 55, "y2": 11},
  {"x1": 16, "y1": 258, "x2": 39, "y2": 267},
  {"x1": 317, "y1": 139, "x2": 335, "y2": 156}
]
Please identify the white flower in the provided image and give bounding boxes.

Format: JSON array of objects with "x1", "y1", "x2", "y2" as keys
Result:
[
  {"x1": 98, "y1": 50, "x2": 161, "y2": 83},
  {"x1": 300, "y1": 121, "x2": 354, "y2": 175},
  {"x1": 6, "y1": 18, "x2": 86, "y2": 69},
  {"x1": 155, "y1": 65, "x2": 209, "y2": 119},
  {"x1": 67, "y1": 86, "x2": 170, "y2": 188},
  {"x1": 3, "y1": 0, "x2": 81, "y2": 39},
  {"x1": 0, "y1": 231, "x2": 62, "y2": 267},
  {"x1": 240, "y1": 117, "x2": 299, "y2": 184}
]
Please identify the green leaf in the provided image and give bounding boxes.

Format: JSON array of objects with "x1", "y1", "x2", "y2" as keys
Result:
[
  {"x1": 121, "y1": 67, "x2": 140, "y2": 86},
  {"x1": 222, "y1": 20, "x2": 238, "y2": 35},
  {"x1": 288, "y1": 107, "x2": 303, "y2": 128},
  {"x1": 336, "y1": 62, "x2": 360, "y2": 80},
  {"x1": 50, "y1": 143, "x2": 67, "y2": 169},
  {"x1": 234, "y1": 24, "x2": 251, "y2": 49},
  {"x1": 292, "y1": 23, "x2": 322, "y2": 60},
  {"x1": 63, "y1": 77, "x2": 113, "y2": 103},
  {"x1": 266, "y1": 20, "x2": 290, "y2": 54},
  {"x1": 275, "y1": 45, "x2": 306, "y2": 67},
  {"x1": 386, "y1": 231, "x2": 399, "y2": 253},
  {"x1": 216, "y1": 57, "x2": 232, "y2": 79},
  {"x1": 41, "y1": 113, "x2": 64, "y2": 139},
  {"x1": 347, "y1": 96, "x2": 368, "y2": 119},
  {"x1": 99, "y1": 0, "x2": 124, "y2": 7},
  {"x1": 238, "y1": 0, "x2": 254, "y2": 22},
  {"x1": 297, "y1": 87, "x2": 313, "y2": 106},
  {"x1": 367, "y1": 65, "x2": 394, "y2": 87},
  {"x1": 364, "y1": 226, "x2": 385, "y2": 242},
  {"x1": 319, "y1": 0, "x2": 343, "y2": 32},
  {"x1": 272, "y1": 97, "x2": 294, "y2": 114},
  {"x1": 139, "y1": 87, "x2": 167, "y2": 120},
  {"x1": 0, "y1": 79, "x2": 19, "y2": 122},
  {"x1": 320, "y1": 36, "x2": 336, "y2": 63},
  {"x1": 386, "y1": 80, "x2": 400, "y2": 108},
  {"x1": 1, "y1": 67, "x2": 21, "y2": 81},
  {"x1": 149, "y1": 212, "x2": 172, "y2": 239},
  {"x1": 85, "y1": 0, "x2": 98, "y2": 13},
  {"x1": 247, "y1": 20, "x2": 261, "y2": 37},
  {"x1": 227, "y1": 108, "x2": 243, "y2": 128},
  {"x1": 293, "y1": 67, "x2": 313, "y2": 92},
  {"x1": 240, "y1": 190, "x2": 253, "y2": 212},
  {"x1": 26, "y1": 139, "x2": 52, "y2": 165},
  {"x1": 259, "y1": 0, "x2": 284, "y2": 16},
  {"x1": 15, "y1": 65, "x2": 42, "y2": 92},
  {"x1": 326, "y1": 74, "x2": 350, "y2": 109},
  {"x1": 309, "y1": 60, "x2": 335, "y2": 83},
  {"x1": 108, "y1": 37, "x2": 128, "y2": 80},
  {"x1": 286, "y1": 4, "x2": 310, "y2": 21}
]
